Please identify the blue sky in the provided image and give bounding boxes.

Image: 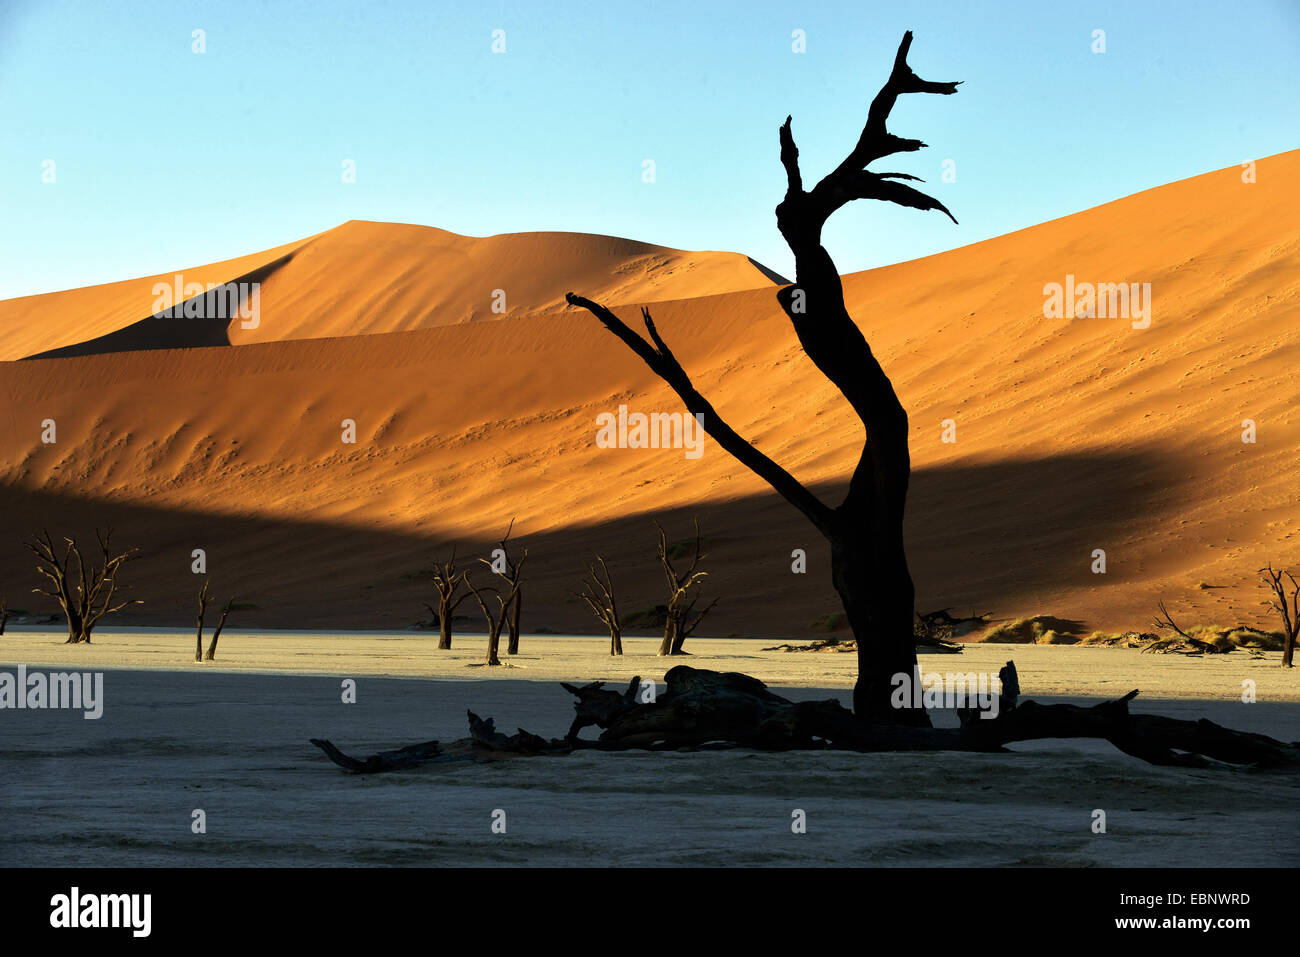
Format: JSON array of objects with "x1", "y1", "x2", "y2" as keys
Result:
[{"x1": 2, "y1": 0, "x2": 1297, "y2": 299}]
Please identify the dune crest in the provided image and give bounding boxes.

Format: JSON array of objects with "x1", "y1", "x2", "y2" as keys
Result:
[{"x1": 1, "y1": 221, "x2": 780, "y2": 360}]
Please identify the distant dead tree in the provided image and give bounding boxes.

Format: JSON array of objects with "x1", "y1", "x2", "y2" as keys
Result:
[
  {"x1": 427, "y1": 546, "x2": 470, "y2": 650},
  {"x1": 655, "y1": 519, "x2": 717, "y2": 656},
  {"x1": 205, "y1": 598, "x2": 235, "y2": 661},
  {"x1": 481, "y1": 519, "x2": 526, "y2": 654},
  {"x1": 1153, "y1": 600, "x2": 1193, "y2": 641},
  {"x1": 576, "y1": 557, "x2": 622, "y2": 655},
  {"x1": 194, "y1": 578, "x2": 236, "y2": 662},
  {"x1": 195, "y1": 580, "x2": 210, "y2": 662},
  {"x1": 1260, "y1": 565, "x2": 1299, "y2": 668},
  {"x1": 672, "y1": 588, "x2": 719, "y2": 654},
  {"x1": 467, "y1": 553, "x2": 527, "y2": 666},
  {"x1": 26, "y1": 529, "x2": 141, "y2": 643},
  {"x1": 568, "y1": 32, "x2": 959, "y2": 722}
]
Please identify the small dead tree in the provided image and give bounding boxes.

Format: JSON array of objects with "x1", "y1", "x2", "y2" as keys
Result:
[
  {"x1": 671, "y1": 588, "x2": 720, "y2": 654},
  {"x1": 1153, "y1": 600, "x2": 1193, "y2": 641},
  {"x1": 205, "y1": 597, "x2": 235, "y2": 661},
  {"x1": 481, "y1": 520, "x2": 526, "y2": 654},
  {"x1": 466, "y1": 561, "x2": 526, "y2": 666},
  {"x1": 576, "y1": 557, "x2": 622, "y2": 655},
  {"x1": 26, "y1": 529, "x2": 141, "y2": 643},
  {"x1": 194, "y1": 579, "x2": 236, "y2": 662},
  {"x1": 0, "y1": 598, "x2": 8, "y2": 636},
  {"x1": 428, "y1": 546, "x2": 470, "y2": 650},
  {"x1": 1260, "y1": 565, "x2": 1299, "y2": 668},
  {"x1": 195, "y1": 579, "x2": 211, "y2": 662},
  {"x1": 655, "y1": 518, "x2": 711, "y2": 656}
]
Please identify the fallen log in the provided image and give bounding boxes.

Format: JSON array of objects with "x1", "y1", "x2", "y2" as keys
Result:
[
  {"x1": 310, "y1": 737, "x2": 446, "y2": 774},
  {"x1": 309, "y1": 662, "x2": 1300, "y2": 773}
]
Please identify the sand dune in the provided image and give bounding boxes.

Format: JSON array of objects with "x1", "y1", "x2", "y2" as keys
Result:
[
  {"x1": 229, "y1": 221, "x2": 782, "y2": 345},
  {"x1": 1, "y1": 222, "x2": 778, "y2": 360},
  {"x1": 0, "y1": 151, "x2": 1297, "y2": 638},
  {"x1": 0, "y1": 234, "x2": 317, "y2": 362}
]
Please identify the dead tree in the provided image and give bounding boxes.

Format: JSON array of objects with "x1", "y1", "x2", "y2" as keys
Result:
[
  {"x1": 1153, "y1": 599, "x2": 1193, "y2": 639},
  {"x1": 655, "y1": 519, "x2": 712, "y2": 655},
  {"x1": 467, "y1": 554, "x2": 526, "y2": 666},
  {"x1": 312, "y1": 662, "x2": 1300, "y2": 774},
  {"x1": 205, "y1": 597, "x2": 235, "y2": 661},
  {"x1": 0, "y1": 598, "x2": 8, "y2": 636},
  {"x1": 481, "y1": 520, "x2": 526, "y2": 654},
  {"x1": 428, "y1": 546, "x2": 470, "y2": 650},
  {"x1": 26, "y1": 529, "x2": 142, "y2": 643},
  {"x1": 194, "y1": 580, "x2": 237, "y2": 661},
  {"x1": 194, "y1": 579, "x2": 211, "y2": 662},
  {"x1": 568, "y1": 32, "x2": 959, "y2": 723},
  {"x1": 672, "y1": 590, "x2": 719, "y2": 653},
  {"x1": 1260, "y1": 565, "x2": 1299, "y2": 668},
  {"x1": 576, "y1": 557, "x2": 623, "y2": 655}
]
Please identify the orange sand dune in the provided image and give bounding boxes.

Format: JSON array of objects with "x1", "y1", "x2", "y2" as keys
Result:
[
  {"x1": 0, "y1": 151, "x2": 1296, "y2": 640},
  {"x1": 230, "y1": 221, "x2": 782, "y2": 345},
  {"x1": 0, "y1": 222, "x2": 779, "y2": 361},
  {"x1": 0, "y1": 234, "x2": 318, "y2": 362}
]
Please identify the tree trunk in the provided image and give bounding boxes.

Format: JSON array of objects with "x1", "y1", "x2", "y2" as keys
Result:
[
  {"x1": 486, "y1": 628, "x2": 502, "y2": 666},
  {"x1": 507, "y1": 588, "x2": 521, "y2": 655},
  {"x1": 437, "y1": 599, "x2": 452, "y2": 650},
  {"x1": 657, "y1": 620, "x2": 676, "y2": 656},
  {"x1": 66, "y1": 611, "x2": 85, "y2": 644},
  {"x1": 205, "y1": 602, "x2": 232, "y2": 661},
  {"x1": 832, "y1": 534, "x2": 922, "y2": 725},
  {"x1": 1284, "y1": 633, "x2": 1296, "y2": 669},
  {"x1": 611, "y1": 626, "x2": 622, "y2": 656}
]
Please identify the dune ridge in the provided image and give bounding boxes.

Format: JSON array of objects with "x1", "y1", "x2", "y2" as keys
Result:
[{"x1": 2, "y1": 222, "x2": 779, "y2": 360}]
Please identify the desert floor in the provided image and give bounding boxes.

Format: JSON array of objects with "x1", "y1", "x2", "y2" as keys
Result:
[{"x1": 2, "y1": 631, "x2": 1297, "y2": 867}]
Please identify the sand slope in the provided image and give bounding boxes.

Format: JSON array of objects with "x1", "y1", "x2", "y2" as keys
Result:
[
  {"x1": 0, "y1": 152, "x2": 1296, "y2": 637},
  {"x1": 0, "y1": 222, "x2": 778, "y2": 360}
]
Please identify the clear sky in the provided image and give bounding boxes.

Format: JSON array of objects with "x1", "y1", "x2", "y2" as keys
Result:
[{"x1": 2, "y1": 0, "x2": 1297, "y2": 299}]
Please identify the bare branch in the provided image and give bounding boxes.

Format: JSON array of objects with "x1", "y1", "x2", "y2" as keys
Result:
[{"x1": 564, "y1": 294, "x2": 835, "y2": 536}]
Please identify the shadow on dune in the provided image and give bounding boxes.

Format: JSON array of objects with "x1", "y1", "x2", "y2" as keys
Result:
[
  {"x1": 23, "y1": 252, "x2": 298, "y2": 360},
  {"x1": 0, "y1": 448, "x2": 1187, "y2": 636}
]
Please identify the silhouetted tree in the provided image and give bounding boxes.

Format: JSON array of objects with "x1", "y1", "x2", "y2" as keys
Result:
[
  {"x1": 482, "y1": 519, "x2": 526, "y2": 654},
  {"x1": 427, "y1": 547, "x2": 470, "y2": 650},
  {"x1": 195, "y1": 579, "x2": 211, "y2": 662},
  {"x1": 194, "y1": 578, "x2": 236, "y2": 661},
  {"x1": 467, "y1": 550, "x2": 527, "y2": 666},
  {"x1": 568, "y1": 32, "x2": 958, "y2": 722},
  {"x1": 654, "y1": 519, "x2": 716, "y2": 655},
  {"x1": 26, "y1": 529, "x2": 142, "y2": 643},
  {"x1": 576, "y1": 556, "x2": 622, "y2": 655},
  {"x1": 1260, "y1": 565, "x2": 1299, "y2": 668},
  {"x1": 205, "y1": 597, "x2": 235, "y2": 661}
]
